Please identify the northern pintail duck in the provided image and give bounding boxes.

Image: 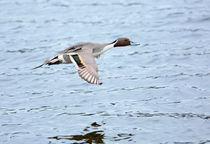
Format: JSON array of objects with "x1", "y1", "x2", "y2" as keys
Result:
[{"x1": 34, "y1": 37, "x2": 140, "y2": 85}]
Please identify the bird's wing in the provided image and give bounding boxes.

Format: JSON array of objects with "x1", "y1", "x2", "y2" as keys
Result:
[
  {"x1": 69, "y1": 48, "x2": 102, "y2": 85},
  {"x1": 58, "y1": 43, "x2": 91, "y2": 54}
]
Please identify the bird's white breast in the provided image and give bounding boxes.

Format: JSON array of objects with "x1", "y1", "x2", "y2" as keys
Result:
[{"x1": 93, "y1": 43, "x2": 115, "y2": 57}]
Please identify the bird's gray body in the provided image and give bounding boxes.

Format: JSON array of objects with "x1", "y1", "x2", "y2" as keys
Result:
[{"x1": 52, "y1": 42, "x2": 107, "y2": 64}]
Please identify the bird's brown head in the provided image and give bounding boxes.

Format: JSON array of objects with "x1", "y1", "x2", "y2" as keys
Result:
[{"x1": 112, "y1": 37, "x2": 140, "y2": 47}]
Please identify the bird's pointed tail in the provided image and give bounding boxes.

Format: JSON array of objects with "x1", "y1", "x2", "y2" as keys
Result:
[
  {"x1": 32, "y1": 58, "x2": 50, "y2": 70},
  {"x1": 32, "y1": 64, "x2": 45, "y2": 69},
  {"x1": 32, "y1": 56, "x2": 61, "y2": 70}
]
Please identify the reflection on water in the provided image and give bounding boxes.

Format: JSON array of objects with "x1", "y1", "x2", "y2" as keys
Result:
[
  {"x1": 49, "y1": 122, "x2": 105, "y2": 144},
  {"x1": 49, "y1": 122, "x2": 135, "y2": 144},
  {"x1": 49, "y1": 130, "x2": 104, "y2": 144}
]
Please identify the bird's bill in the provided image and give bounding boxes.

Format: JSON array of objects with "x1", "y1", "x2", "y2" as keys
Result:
[{"x1": 130, "y1": 41, "x2": 140, "y2": 46}]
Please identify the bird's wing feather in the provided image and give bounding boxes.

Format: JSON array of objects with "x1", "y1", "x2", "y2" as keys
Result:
[{"x1": 69, "y1": 49, "x2": 102, "y2": 85}]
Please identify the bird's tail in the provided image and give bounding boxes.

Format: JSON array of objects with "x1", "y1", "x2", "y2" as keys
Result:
[
  {"x1": 32, "y1": 56, "x2": 61, "y2": 70},
  {"x1": 32, "y1": 64, "x2": 45, "y2": 69}
]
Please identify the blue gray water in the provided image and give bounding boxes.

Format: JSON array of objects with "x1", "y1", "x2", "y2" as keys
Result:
[{"x1": 0, "y1": 0, "x2": 210, "y2": 144}]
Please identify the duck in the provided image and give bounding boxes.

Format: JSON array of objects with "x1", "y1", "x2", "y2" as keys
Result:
[{"x1": 33, "y1": 37, "x2": 140, "y2": 85}]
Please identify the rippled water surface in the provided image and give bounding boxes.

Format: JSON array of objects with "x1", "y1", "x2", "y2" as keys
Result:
[{"x1": 1, "y1": 0, "x2": 210, "y2": 144}]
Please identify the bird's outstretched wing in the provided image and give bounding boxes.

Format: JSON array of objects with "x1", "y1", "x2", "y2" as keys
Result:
[{"x1": 69, "y1": 49, "x2": 102, "y2": 85}]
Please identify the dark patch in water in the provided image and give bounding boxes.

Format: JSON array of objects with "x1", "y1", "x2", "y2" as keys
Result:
[
  {"x1": 49, "y1": 122, "x2": 105, "y2": 144},
  {"x1": 49, "y1": 131, "x2": 104, "y2": 144},
  {"x1": 49, "y1": 122, "x2": 134, "y2": 143},
  {"x1": 91, "y1": 122, "x2": 101, "y2": 127}
]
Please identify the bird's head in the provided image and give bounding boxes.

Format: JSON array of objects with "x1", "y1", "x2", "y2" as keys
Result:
[{"x1": 112, "y1": 37, "x2": 140, "y2": 47}]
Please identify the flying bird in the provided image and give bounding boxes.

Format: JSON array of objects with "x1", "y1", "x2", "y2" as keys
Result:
[{"x1": 33, "y1": 37, "x2": 140, "y2": 85}]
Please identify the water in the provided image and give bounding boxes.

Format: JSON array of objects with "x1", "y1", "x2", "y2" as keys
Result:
[{"x1": 0, "y1": 0, "x2": 210, "y2": 143}]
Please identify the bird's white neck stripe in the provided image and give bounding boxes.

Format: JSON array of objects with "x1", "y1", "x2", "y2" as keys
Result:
[
  {"x1": 102, "y1": 42, "x2": 115, "y2": 53},
  {"x1": 93, "y1": 41, "x2": 117, "y2": 57}
]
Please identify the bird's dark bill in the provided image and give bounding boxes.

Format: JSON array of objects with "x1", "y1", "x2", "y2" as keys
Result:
[{"x1": 130, "y1": 41, "x2": 140, "y2": 46}]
